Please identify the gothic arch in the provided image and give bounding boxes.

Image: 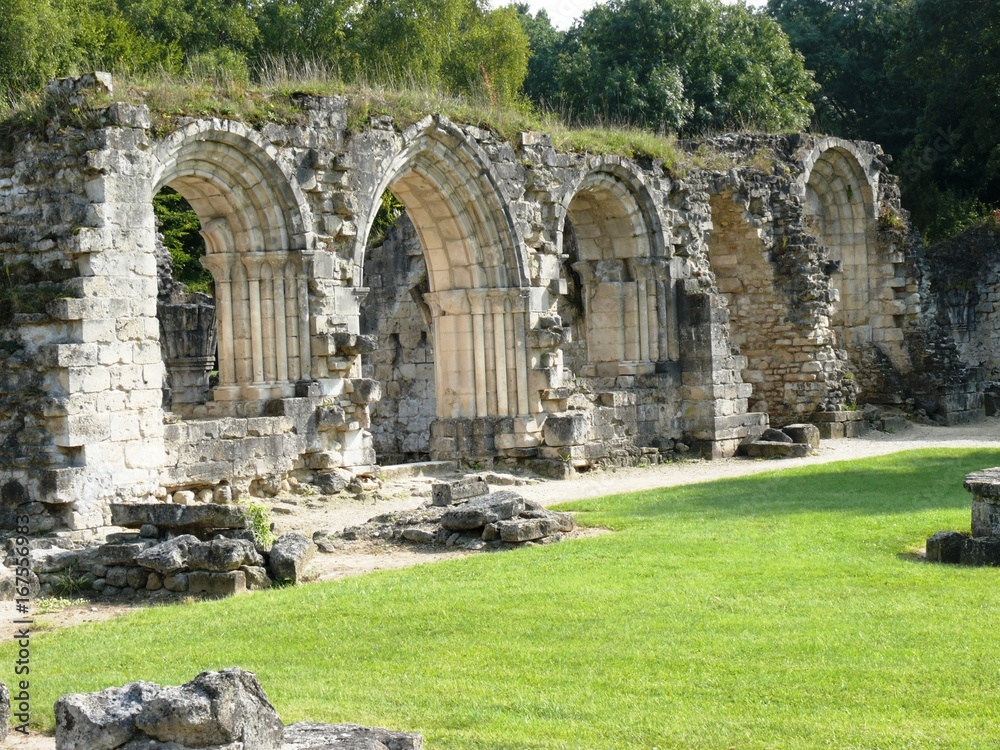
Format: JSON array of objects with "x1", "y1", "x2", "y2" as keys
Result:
[
  {"x1": 151, "y1": 123, "x2": 315, "y2": 403},
  {"x1": 558, "y1": 166, "x2": 675, "y2": 374},
  {"x1": 355, "y1": 119, "x2": 527, "y2": 292}
]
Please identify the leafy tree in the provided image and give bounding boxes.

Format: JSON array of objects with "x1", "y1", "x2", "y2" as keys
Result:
[
  {"x1": 516, "y1": 5, "x2": 564, "y2": 106},
  {"x1": 442, "y1": 5, "x2": 529, "y2": 105},
  {"x1": 766, "y1": 0, "x2": 915, "y2": 158},
  {"x1": 153, "y1": 187, "x2": 211, "y2": 293},
  {"x1": 896, "y1": 0, "x2": 1000, "y2": 238},
  {"x1": 0, "y1": 0, "x2": 169, "y2": 101},
  {"x1": 551, "y1": 0, "x2": 815, "y2": 133}
]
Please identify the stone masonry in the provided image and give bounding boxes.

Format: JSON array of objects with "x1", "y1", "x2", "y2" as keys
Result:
[{"x1": 0, "y1": 74, "x2": 978, "y2": 532}]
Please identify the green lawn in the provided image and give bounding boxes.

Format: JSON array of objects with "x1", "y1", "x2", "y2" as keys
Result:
[{"x1": 8, "y1": 448, "x2": 1000, "y2": 748}]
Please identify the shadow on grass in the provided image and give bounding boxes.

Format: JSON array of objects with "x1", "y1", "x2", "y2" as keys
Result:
[{"x1": 560, "y1": 448, "x2": 1000, "y2": 524}]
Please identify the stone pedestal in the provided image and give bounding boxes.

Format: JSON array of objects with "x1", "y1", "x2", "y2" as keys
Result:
[{"x1": 964, "y1": 468, "x2": 1000, "y2": 537}]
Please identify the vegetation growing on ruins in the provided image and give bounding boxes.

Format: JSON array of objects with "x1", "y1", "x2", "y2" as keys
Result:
[{"x1": 9, "y1": 449, "x2": 1000, "y2": 747}]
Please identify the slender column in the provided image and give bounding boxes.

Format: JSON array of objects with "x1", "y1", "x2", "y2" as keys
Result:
[
  {"x1": 637, "y1": 277, "x2": 650, "y2": 362},
  {"x1": 260, "y1": 261, "x2": 276, "y2": 383},
  {"x1": 647, "y1": 276, "x2": 660, "y2": 363},
  {"x1": 296, "y1": 258, "x2": 311, "y2": 378},
  {"x1": 284, "y1": 262, "x2": 300, "y2": 381},
  {"x1": 503, "y1": 299, "x2": 517, "y2": 413},
  {"x1": 424, "y1": 294, "x2": 446, "y2": 418},
  {"x1": 244, "y1": 255, "x2": 265, "y2": 384},
  {"x1": 513, "y1": 291, "x2": 530, "y2": 416},
  {"x1": 231, "y1": 261, "x2": 252, "y2": 384},
  {"x1": 483, "y1": 297, "x2": 497, "y2": 415},
  {"x1": 573, "y1": 261, "x2": 596, "y2": 364},
  {"x1": 469, "y1": 291, "x2": 489, "y2": 418},
  {"x1": 666, "y1": 277, "x2": 680, "y2": 361},
  {"x1": 271, "y1": 258, "x2": 289, "y2": 383},
  {"x1": 489, "y1": 291, "x2": 510, "y2": 417},
  {"x1": 201, "y1": 254, "x2": 235, "y2": 385}
]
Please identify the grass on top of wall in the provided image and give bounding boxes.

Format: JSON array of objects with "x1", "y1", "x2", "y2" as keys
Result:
[
  {"x1": 0, "y1": 62, "x2": 697, "y2": 169},
  {"x1": 7, "y1": 447, "x2": 1000, "y2": 748}
]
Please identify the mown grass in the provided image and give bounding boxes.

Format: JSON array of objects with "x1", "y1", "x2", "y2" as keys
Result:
[{"x1": 8, "y1": 448, "x2": 1000, "y2": 748}]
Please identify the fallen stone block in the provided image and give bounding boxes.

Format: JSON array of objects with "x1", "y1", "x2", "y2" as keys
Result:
[
  {"x1": 187, "y1": 570, "x2": 247, "y2": 597},
  {"x1": 497, "y1": 517, "x2": 555, "y2": 542},
  {"x1": 282, "y1": 722, "x2": 423, "y2": 750},
  {"x1": 781, "y1": 423, "x2": 820, "y2": 449},
  {"x1": 741, "y1": 441, "x2": 811, "y2": 459},
  {"x1": 54, "y1": 681, "x2": 161, "y2": 750},
  {"x1": 959, "y1": 537, "x2": 1000, "y2": 567},
  {"x1": 925, "y1": 531, "x2": 967, "y2": 564},
  {"x1": 111, "y1": 503, "x2": 248, "y2": 532},
  {"x1": 401, "y1": 527, "x2": 436, "y2": 544},
  {"x1": 431, "y1": 476, "x2": 489, "y2": 506},
  {"x1": 268, "y1": 533, "x2": 316, "y2": 583},
  {"x1": 760, "y1": 428, "x2": 794, "y2": 444},
  {"x1": 440, "y1": 491, "x2": 526, "y2": 530},
  {"x1": 134, "y1": 668, "x2": 283, "y2": 750}
]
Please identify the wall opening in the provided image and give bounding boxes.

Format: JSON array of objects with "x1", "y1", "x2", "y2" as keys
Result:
[
  {"x1": 154, "y1": 186, "x2": 218, "y2": 412},
  {"x1": 706, "y1": 192, "x2": 779, "y2": 414},
  {"x1": 562, "y1": 172, "x2": 676, "y2": 378},
  {"x1": 360, "y1": 192, "x2": 436, "y2": 463},
  {"x1": 152, "y1": 129, "x2": 312, "y2": 411}
]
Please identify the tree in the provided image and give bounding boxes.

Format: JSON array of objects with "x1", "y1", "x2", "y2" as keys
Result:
[
  {"x1": 516, "y1": 5, "x2": 564, "y2": 107},
  {"x1": 550, "y1": 0, "x2": 815, "y2": 133}
]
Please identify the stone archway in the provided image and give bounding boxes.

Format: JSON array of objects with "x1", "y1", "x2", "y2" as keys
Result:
[
  {"x1": 152, "y1": 125, "x2": 314, "y2": 408},
  {"x1": 357, "y1": 125, "x2": 530, "y2": 429},
  {"x1": 560, "y1": 169, "x2": 677, "y2": 378},
  {"x1": 803, "y1": 143, "x2": 878, "y2": 347}
]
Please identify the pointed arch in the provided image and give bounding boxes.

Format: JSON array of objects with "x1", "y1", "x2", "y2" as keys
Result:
[
  {"x1": 151, "y1": 122, "x2": 315, "y2": 402},
  {"x1": 355, "y1": 119, "x2": 527, "y2": 292}
]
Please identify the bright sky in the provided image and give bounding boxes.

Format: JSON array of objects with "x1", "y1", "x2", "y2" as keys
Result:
[{"x1": 520, "y1": 0, "x2": 769, "y2": 31}]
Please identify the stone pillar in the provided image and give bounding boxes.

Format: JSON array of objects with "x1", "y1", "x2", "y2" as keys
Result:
[{"x1": 965, "y1": 468, "x2": 1000, "y2": 537}]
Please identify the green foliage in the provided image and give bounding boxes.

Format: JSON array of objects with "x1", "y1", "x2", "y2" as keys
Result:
[
  {"x1": 153, "y1": 187, "x2": 211, "y2": 294},
  {"x1": 9, "y1": 449, "x2": 1000, "y2": 746},
  {"x1": 367, "y1": 191, "x2": 406, "y2": 248},
  {"x1": 244, "y1": 502, "x2": 276, "y2": 550},
  {"x1": 768, "y1": 0, "x2": 1000, "y2": 241},
  {"x1": 543, "y1": 0, "x2": 816, "y2": 133},
  {"x1": 50, "y1": 565, "x2": 91, "y2": 598}
]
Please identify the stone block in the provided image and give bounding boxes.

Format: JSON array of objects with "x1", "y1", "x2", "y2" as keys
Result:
[
  {"x1": 542, "y1": 412, "x2": 590, "y2": 447},
  {"x1": 959, "y1": 537, "x2": 1000, "y2": 567},
  {"x1": 740, "y1": 441, "x2": 811, "y2": 459},
  {"x1": 111, "y1": 503, "x2": 247, "y2": 531},
  {"x1": 431, "y1": 477, "x2": 489, "y2": 506},
  {"x1": 187, "y1": 570, "x2": 247, "y2": 597},
  {"x1": 925, "y1": 531, "x2": 966, "y2": 564},
  {"x1": 440, "y1": 491, "x2": 526, "y2": 530},
  {"x1": 268, "y1": 533, "x2": 316, "y2": 583},
  {"x1": 283, "y1": 722, "x2": 423, "y2": 750},
  {"x1": 781, "y1": 423, "x2": 820, "y2": 449}
]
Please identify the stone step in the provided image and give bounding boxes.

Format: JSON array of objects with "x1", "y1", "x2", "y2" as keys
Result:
[{"x1": 378, "y1": 460, "x2": 459, "y2": 482}]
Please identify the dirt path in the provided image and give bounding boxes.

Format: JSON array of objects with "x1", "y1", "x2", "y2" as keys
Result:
[{"x1": 4, "y1": 418, "x2": 999, "y2": 748}]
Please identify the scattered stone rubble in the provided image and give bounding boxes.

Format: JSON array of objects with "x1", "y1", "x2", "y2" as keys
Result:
[
  {"x1": 11, "y1": 503, "x2": 317, "y2": 600},
  {"x1": 54, "y1": 668, "x2": 423, "y2": 750},
  {"x1": 738, "y1": 424, "x2": 821, "y2": 459},
  {"x1": 927, "y1": 468, "x2": 1000, "y2": 566},
  {"x1": 329, "y1": 477, "x2": 575, "y2": 551}
]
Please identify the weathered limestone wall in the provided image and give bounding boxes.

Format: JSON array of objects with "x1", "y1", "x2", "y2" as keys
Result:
[
  {"x1": 1, "y1": 73, "x2": 981, "y2": 531},
  {"x1": 360, "y1": 215, "x2": 436, "y2": 463}
]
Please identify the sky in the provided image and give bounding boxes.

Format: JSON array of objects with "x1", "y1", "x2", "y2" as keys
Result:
[{"x1": 520, "y1": 0, "x2": 769, "y2": 30}]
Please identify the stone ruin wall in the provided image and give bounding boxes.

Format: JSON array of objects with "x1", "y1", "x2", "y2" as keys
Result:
[{"x1": 0, "y1": 73, "x2": 982, "y2": 534}]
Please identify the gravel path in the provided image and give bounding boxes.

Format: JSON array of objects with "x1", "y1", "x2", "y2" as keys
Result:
[{"x1": 518, "y1": 418, "x2": 1000, "y2": 505}]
